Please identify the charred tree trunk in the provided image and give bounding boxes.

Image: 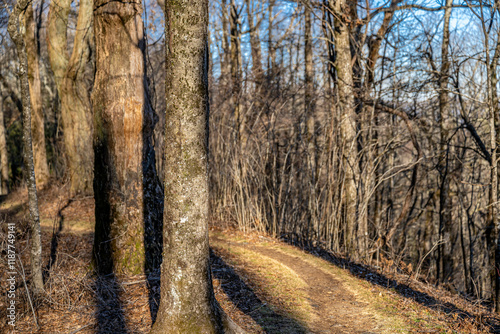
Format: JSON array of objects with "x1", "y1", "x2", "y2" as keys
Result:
[
  {"x1": 150, "y1": 0, "x2": 243, "y2": 332},
  {"x1": 92, "y1": 0, "x2": 162, "y2": 275}
]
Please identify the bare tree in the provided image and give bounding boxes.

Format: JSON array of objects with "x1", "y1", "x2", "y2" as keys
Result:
[
  {"x1": 23, "y1": 0, "x2": 49, "y2": 187},
  {"x1": 48, "y1": 0, "x2": 94, "y2": 195},
  {"x1": 8, "y1": 0, "x2": 44, "y2": 297}
]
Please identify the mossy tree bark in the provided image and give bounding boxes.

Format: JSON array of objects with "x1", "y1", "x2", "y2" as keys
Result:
[
  {"x1": 48, "y1": 0, "x2": 94, "y2": 195},
  {"x1": 8, "y1": 0, "x2": 44, "y2": 297},
  {"x1": 149, "y1": 0, "x2": 243, "y2": 332},
  {"x1": 92, "y1": 0, "x2": 162, "y2": 275},
  {"x1": 23, "y1": 1, "x2": 50, "y2": 187}
]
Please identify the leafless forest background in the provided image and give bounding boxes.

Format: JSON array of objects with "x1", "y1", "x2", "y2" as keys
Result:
[{"x1": 1, "y1": 0, "x2": 500, "y2": 311}]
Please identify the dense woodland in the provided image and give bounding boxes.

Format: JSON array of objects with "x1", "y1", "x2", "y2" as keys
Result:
[{"x1": 2, "y1": 0, "x2": 500, "y2": 330}]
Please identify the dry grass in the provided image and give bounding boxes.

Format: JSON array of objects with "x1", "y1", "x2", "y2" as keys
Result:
[{"x1": 1, "y1": 185, "x2": 499, "y2": 333}]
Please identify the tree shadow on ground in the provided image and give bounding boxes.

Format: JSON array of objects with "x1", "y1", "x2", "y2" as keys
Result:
[
  {"x1": 43, "y1": 199, "x2": 72, "y2": 280},
  {"x1": 93, "y1": 274, "x2": 129, "y2": 334},
  {"x1": 210, "y1": 249, "x2": 308, "y2": 334},
  {"x1": 288, "y1": 240, "x2": 500, "y2": 333}
]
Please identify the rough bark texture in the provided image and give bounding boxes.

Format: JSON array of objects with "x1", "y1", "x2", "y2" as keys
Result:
[
  {"x1": 48, "y1": 0, "x2": 94, "y2": 195},
  {"x1": 92, "y1": 0, "x2": 162, "y2": 275},
  {"x1": 436, "y1": 0, "x2": 453, "y2": 284},
  {"x1": 150, "y1": 0, "x2": 243, "y2": 332},
  {"x1": 8, "y1": 0, "x2": 44, "y2": 296},
  {"x1": 23, "y1": 1, "x2": 50, "y2": 187},
  {"x1": 332, "y1": 0, "x2": 359, "y2": 254}
]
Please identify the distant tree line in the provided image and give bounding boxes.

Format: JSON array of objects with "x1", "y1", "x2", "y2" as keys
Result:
[{"x1": 2, "y1": 0, "x2": 500, "y2": 318}]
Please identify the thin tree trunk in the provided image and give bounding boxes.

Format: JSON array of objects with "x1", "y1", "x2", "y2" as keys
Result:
[
  {"x1": 150, "y1": 0, "x2": 243, "y2": 332},
  {"x1": 489, "y1": 0, "x2": 500, "y2": 312},
  {"x1": 8, "y1": 0, "x2": 44, "y2": 297},
  {"x1": 221, "y1": 0, "x2": 231, "y2": 82},
  {"x1": 23, "y1": 1, "x2": 49, "y2": 187},
  {"x1": 267, "y1": 0, "x2": 276, "y2": 79},
  {"x1": 92, "y1": 0, "x2": 162, "y2": 275},
  {"x1": 0, "y1": 95, "x2": 9, "y2": 195},
  {"x1": 246, "y1": 0, "x2": 263, "y2": 87},
  {"x1": 48, "y1": 0, "x2": 94, "y2": 195},
  {"x1": 304, "y1": 0, "x2": 317, "y2": 240},
  {"x1": 229, "y1": 0, "x2": 245, "y2": 153},
  {"x1": 436, "y1": 0, "x2": 453, "y2": 284}
]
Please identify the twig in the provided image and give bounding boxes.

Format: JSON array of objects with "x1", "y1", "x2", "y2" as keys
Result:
[
  {"x1": 18, "y1": 254, "x2": 38, "y2": 328},
  {"x1": 414, "y1": 239, "x2": 445, "y2": 281},
  {"x1": 69, "y1": 324, "x2": 92, "y2": 334}
]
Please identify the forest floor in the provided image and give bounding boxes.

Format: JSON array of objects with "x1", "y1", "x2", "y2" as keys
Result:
[{"x1": 0, "y1": 183, "x2": 499, "y2": 333}]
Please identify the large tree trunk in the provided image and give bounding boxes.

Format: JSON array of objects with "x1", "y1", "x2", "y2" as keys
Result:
[
  {"x1": 23, "y1": 1, "x2": 49, "y2": 187},
  {"x1": 8, "y1": 0, "x2": 44, "y2": 297},
  {"x1": 92, "y1": 0, "x2": 162, "y2": 275},
  {"x1": 331, "y1": 0, "x2": 359, "y2": 254},
  {"x1": 48, "y1": 0, "x2": 94, "y2": 195},
  {"x1": 150, "y1": 0, "x2": 243, "y2": 332}
]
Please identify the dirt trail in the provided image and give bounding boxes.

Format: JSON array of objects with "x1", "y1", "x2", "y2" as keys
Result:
[
  {"x1": 251, "y1": 246, "x2": 381, "y2": 334},
  {"x1": 213, "y1": 236, "x2": 384, "y2": 334}
]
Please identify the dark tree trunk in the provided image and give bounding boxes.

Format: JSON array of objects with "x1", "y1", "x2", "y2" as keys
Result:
[{"x1": 92, "y1": 0, "x2": 163, "y2": 275}]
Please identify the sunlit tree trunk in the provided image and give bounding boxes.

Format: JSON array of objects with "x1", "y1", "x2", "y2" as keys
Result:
[
  {"x1": 150, "y1": 0, "x2": 243, "y2": 332},
  {"x1": 92, "y1": 0, "x2": 162, "y2": 275},
  {"x1": 8, "y1": 0, "x2": 44, "y2": 297},
  {"x1": 331, "y1": 0, "x2": 359, "y2": 254},
  {"x1": 23, "y1": 1, "x2": 49, "y2": 187},
  {"x1": 48, "y1": 0, "x2": 94, "y2": 195}
]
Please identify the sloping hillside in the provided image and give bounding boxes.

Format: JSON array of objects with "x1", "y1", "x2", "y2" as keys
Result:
[{"x1": 0, "y1": 185, "x2": 498, "y2": 333}]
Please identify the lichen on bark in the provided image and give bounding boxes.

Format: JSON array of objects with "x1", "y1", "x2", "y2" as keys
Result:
[{"x1": 150, "y1": 0, "x2": 243, "y2": 332}]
